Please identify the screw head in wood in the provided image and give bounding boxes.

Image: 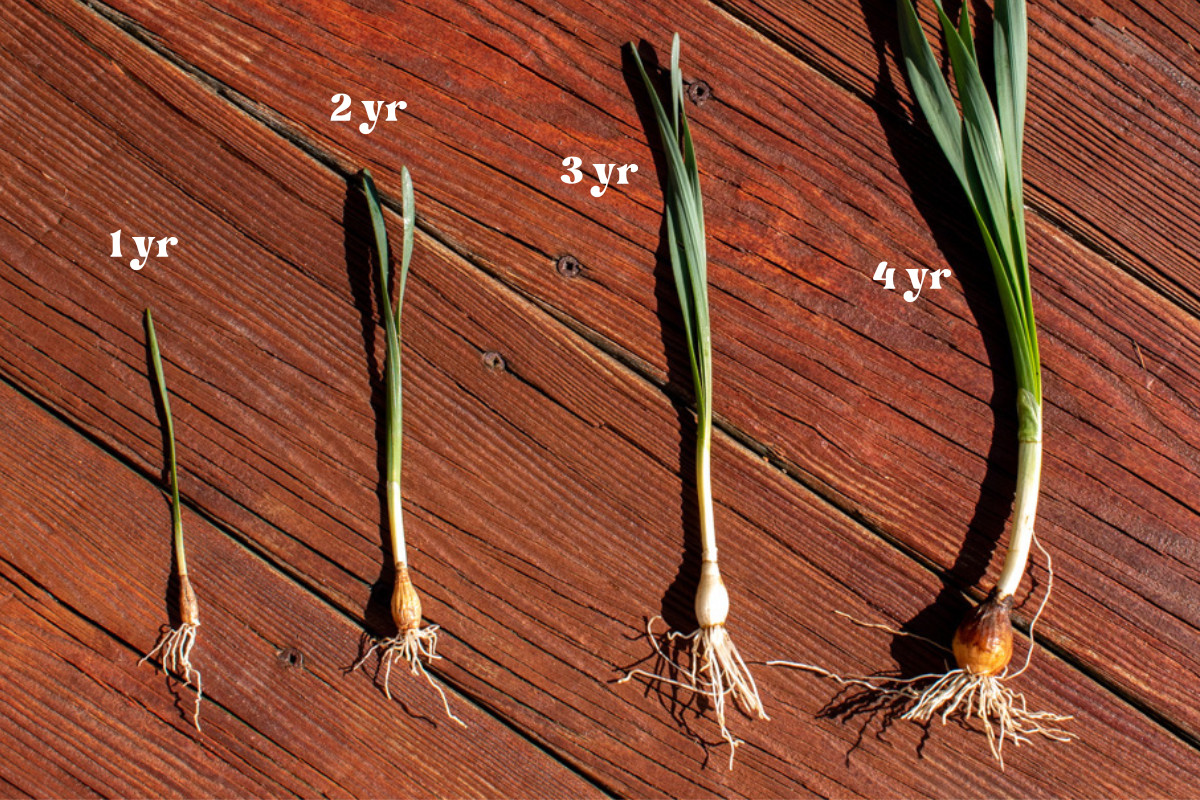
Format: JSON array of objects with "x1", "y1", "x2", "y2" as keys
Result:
[
  {"x1": 482, "y1": 351, "x2": 506, "y2": 372},
  {"x1": 277, "y1": 647, "x2": 304, "y2": 669},
  {"x1": 556, "y1": 254, "x2": 582, "y2": 278},
  {"x1": 687, "y1": 80, "x2": 712, "y2": 105}
]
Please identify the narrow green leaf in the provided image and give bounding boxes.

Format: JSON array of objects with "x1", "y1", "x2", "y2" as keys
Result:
[
  {"x1": 666, "y1": 202, "x2": 705, "y2": 406},
  {"x1": 145, "y1": 308, "x2": 186, "y2": 572},
  {"x1": 963, "y1": 142, "x2": 1037, "y2": 394},
  {"x1": 672, "y1": 35, "x2": 705, "y2": 242},
  {"x1": 898, "y1": 0, "x2": 1040, "y2": 402},
  {"x1": 994, "y1": 0, "x2": 1033, "y2": 347},
  {"x1": 398, "y1": 166, "x2": 415, "y2": 309},
  {"x1": 932, "y1": 0, "x2": 1013, "y2": 259},
  {"x1": 630, "y1": 40, "x2": 711, "y2": 415},
  {"x1": 970, "y1": 196, "x2": 1037, "y2": 395},
  {"x1": 957, "y1": 0, "x2": 976, "y2": 62},
  {"x1": 897, "y1": 0, "x2": 968, "y2": 191},
  {"x1": 361, "y1": 168, "x2": 405, "y2": 484},
  {"x1": 993, "y1": 0, "x2": 1028, "y2": 159}
]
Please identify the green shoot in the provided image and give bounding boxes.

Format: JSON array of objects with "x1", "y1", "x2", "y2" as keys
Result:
[
  {"x1": 776, "y1": 0, "x2": 1068, "y2": 766},
  {"x1": 351, "y1": 168, "x2": 464, "y2": 727},
  {"x1": 617, "y1": 35, "x2": 767, "y2": 769},
  {"x1": 139, "y1": 308, "x2": 203, "y2": 731},
  {"x1": 898, "y1": 0, "x2": 1052, "y2": 663}
]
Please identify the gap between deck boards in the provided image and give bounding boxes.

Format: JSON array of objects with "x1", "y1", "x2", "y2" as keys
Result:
[
  {"x1": 702, "y1": 0, "x2": 1200, "y2": 320},
  {"x1": 61, "y1": 0, "x2": 1200, "y2": 759},
  {"x1": 0, "y1": 371, "x2": 623, "y2": 799},
  {"x1": 0, "y1": 554, "x2": 345, "y2": 796}
]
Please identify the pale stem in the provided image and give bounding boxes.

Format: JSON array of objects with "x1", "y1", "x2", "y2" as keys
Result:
[
  {"x1": 694, "y1": 425, "x2": 730, "y2": 628},
  {"x1": 995, "y1": 438, "x2": 1042, "y2": 598},
  {"x1": 388, "y1": 478, "x2": 407, "y2": 567},
  {"x1": 696, "y1": 426, "x2": 717, "y2": 563}
]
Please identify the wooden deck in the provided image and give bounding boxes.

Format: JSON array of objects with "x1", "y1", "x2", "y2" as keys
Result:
[{"x1": 2, "y1": 0, "x2": 1199, "y2": 796}]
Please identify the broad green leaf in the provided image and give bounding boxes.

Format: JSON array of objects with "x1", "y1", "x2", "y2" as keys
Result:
[
  {"x1": 932, "y1": 0, "x2": 1013, "y2": 259},
  {"x1": 897, "y1": 0, "x2": 968, "y2": 191}
]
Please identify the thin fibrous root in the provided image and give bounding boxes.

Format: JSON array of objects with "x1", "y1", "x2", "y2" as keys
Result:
[
  {"x1": 769, "y1": 661, "x2": 1073, "y2": 767},
  {"x1": 140, "y1": 623, "x2": 203, "y2": 731},
  {"x1": 619, "y1": 616, "x2": 768, "y2": 769},
  {"x1": 832, "y1": 611, "x2": 950, "y2": 654},
  {"x1": 904, "y1": 668, "x2": 1073, "y2": 765},
  {"x1": 353, "y1": 624, "x2": 465, "y2": 727}
]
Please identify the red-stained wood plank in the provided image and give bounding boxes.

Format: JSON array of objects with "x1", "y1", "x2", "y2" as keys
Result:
[
  {"x1": 58, "y1": 0, "x2": 1200, "y2": 745},
  {"x1": 3, "y1": 264, "x2": 1199, "y2": 797},
  {"x1": 0, "y1": 384, "x2": 602, "y2": 799},
  {"x1": 712, "y1": 0, "x2": 1200, "y2": 315},
  {"x1": 0, "y1": 0, "x2": 1198, "y2": 795},
  {"x1": 0, "y1": 570, "x2": 317, "y2": 800}
]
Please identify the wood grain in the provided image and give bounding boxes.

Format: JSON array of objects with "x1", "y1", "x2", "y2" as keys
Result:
[
  {"x1": 3, "y1": 273, "x2": 1198, "y2": 797},
  {"x1": 0, "y1": 0, "x2": 1197, "y2": 795},
  {"x1": 0, "y1": 383, "x2": 601, "y2": 799},
  {"x1": 61, "y1": 0, "x2": 1200, "y2": 740},
  {"x1": 712, "y1": 0, "x2": 1200, "y2": 315}
]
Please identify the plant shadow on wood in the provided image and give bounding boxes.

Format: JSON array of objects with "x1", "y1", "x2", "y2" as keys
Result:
[
  {"x1": 827, "y1": 0, "x2": 1031, "y2": 740},
  {"x1": 612, "y1": 41, "x2": 724, "y2": 761},
  {"x1": 815, "y1": 672, "x2": 935, "y2": 765},
  {"x1": 343, "y1": 176, "x2": 400, "y2": 654}
]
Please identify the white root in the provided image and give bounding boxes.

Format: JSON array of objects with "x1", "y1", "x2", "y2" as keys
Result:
[
  {"x1": 903, "y1": 669, "x2": 1073, "y2": 764},
  {"x1": 354, "y1": 624, "x2": 465, "y2": 727},
  {"x1": 770, "y1": 660, "x2": 1071, "y2": 766},
  {"x1": 619, "y1": 615, "x2": 768, "y2": 769},
  {"x1": 141, "y1": 623, "x2": 203, "y2": 731},
  {"x1": 772, "y1": 486, "x2": 1069, "y2": 766},
  {"x1": 771, "y1": 578, "x2": 1072, "y2": 770}
]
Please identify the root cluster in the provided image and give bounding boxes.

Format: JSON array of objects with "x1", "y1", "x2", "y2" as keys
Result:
[
  {"x1": 903, "y1": 668, "x2": 1073, "y2": 763},
  {"x1": 141, "y1": 623, "x2": 203, "y2": 730},
  {"x1": 355, "y1": 624, "x2": 465, "y2": 727},
  {"x1": 772, "y1": 661, "x2": 1073, "y2": 766},
  {"x1": 619, "y1": 616, "x2": 767, "y2": 768}
]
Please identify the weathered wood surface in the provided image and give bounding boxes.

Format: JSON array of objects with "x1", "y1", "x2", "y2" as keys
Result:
[
  {"x1": 715, "y1": 0, "x2": 1200, "y2": 314},
  {"x1": 0, "y1": 386, "x2": 599, "y2": 799},
  {"x1": 73, "y1": 0, "x2": 1200, "y2": 739},
  {"x1": 1, "y1": 0, "x2": 1198, "y2": 796}
]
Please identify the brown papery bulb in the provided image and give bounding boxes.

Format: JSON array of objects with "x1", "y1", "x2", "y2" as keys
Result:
[
  {"x1": 952, "y1": 591, "x2": 1014, "y2": 676},
  {"x1": 391, "y1": 565, "x2": 423, "y2": 632},
  {"x1": 179, "y1": 573, "x2": 200, "y2": 627}
]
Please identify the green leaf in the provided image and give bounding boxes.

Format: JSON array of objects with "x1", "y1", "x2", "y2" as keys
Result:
[
  {"x1": 932, "y1": 0, "x2": 1012, "y2": 258},
  {"x1": 145, "y1": 308, "x2": 187, "y2": 572},
  {"x1": 398, "y1": 166, "x2": 415, "y2": 310},
  {"x1": 897, "y1": 0, "x2": 968, "y2": 192},
  {"x1": 957, "y1": 0, "x2": 976, "y2": 62},
  {"x1": 897, "y1": 0, "x2": 1040, "y2": 403},
  {"x1": 630, "y1": 38, "x2": 712, "y2": 418},
  {"x1": 361, "y1": 168, "x2": 409, "y2": 484},
  {"x1": 993, "y1": 0, "x2": 1028, "y2": 159},
  {"x1": 994, "y1": 0, "x2": 1034, "y2": 352}
]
